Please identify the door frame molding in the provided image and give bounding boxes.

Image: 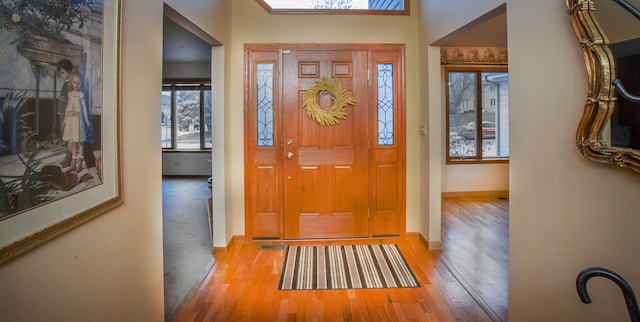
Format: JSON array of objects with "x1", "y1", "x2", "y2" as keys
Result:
[{"x1": 243, "y1": 43, "x2": 406, "y2": 240}]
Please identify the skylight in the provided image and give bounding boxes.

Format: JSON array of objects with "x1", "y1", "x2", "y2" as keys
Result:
[
  {"x1": 257, "y1": 0, "x2": 408, "y2": 14},
  {"x1": 265, "y1": 0, "x2": 369, "y2": 9}
]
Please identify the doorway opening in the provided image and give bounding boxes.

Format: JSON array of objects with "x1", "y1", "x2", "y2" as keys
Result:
[
  {"x1": 431, "y1": 3, "x2": 509, "y2": 321},
  {"x1": 161, "y1": 4, "x2": 222, "y2": 319}
]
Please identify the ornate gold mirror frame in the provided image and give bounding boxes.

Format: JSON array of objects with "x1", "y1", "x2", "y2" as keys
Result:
[{"x1": 566, "y1": 0, "x2": 640, "y2": 173}]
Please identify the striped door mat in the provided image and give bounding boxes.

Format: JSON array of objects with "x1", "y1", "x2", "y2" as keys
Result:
[{"x1": 278, "y1": 244, "x2": 420, "y2": 290}]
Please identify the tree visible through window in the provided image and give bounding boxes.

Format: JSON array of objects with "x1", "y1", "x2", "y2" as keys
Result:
[
  {"x1": 162, "y1": 81, "x2": 211, "y2": 150},
  {"x1": 446, "y1": 68, "x2": 509, "y2": 163}
]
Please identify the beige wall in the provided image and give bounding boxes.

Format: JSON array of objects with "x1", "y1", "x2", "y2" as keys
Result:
[
  {"x1": 442, "y1": 163, "x2": 509, "y2": 192},
  {"x1": 417, "y1": 2, "x2": 434, "y2": 244},
  {"x1": 508, "y1": 0, "x2": 640, "y2": 320}
]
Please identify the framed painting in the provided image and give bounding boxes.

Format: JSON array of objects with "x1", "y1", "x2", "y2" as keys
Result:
[{"x1": 0, "y1": 0, "x2": 122, "y2": 265}]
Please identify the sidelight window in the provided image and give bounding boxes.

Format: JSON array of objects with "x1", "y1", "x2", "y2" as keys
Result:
[
  {"x1": 256, "y1": 63, "x2": 275, "y2": 147},
  {"x1": 377, "y1": 63, "x2": 394, "y2": 145}
]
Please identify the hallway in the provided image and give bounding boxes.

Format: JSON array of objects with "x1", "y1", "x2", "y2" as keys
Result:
[{"x1": 163, "y1": 177, "x2": 213, "y2": 319}]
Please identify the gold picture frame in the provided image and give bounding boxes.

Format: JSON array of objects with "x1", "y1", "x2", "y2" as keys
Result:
[
  {"x1": 0, "y1": 0, "x2": 122, "y2": 265},
  {"x1": 566, "y1": 0, "x2": 640, "y2": 174}
]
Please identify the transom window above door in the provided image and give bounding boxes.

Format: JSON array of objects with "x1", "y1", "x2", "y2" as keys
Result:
[{"x1": 256, "y1": 0, "x2": 409, "y2": 15}]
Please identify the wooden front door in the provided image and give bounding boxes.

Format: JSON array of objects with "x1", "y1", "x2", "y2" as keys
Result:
[
  {"x1": 282, "y1": 50, "x2": 369, "y2": 238},
  {"x1": 245, "y1": 44, "x2": 406, "y2": 240}
]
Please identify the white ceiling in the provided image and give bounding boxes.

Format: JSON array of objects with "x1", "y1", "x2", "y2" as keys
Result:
[
  {"x1": 162, "y1": 17, "x2": 211, "y2": 63},
  {"x1": 438, "y1": 12, "x2": 507, "y2": 47},
  {"x1": 432, "y1": 4, "x2": 507, "y2": 48}
]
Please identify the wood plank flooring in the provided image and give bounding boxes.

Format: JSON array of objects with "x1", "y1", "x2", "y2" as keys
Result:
[
  {"x1": 440, "y1": 196, "x2": 509, "y2": 322},
  {"x1": 171, "y1": 237, "x2": 492, "y2": 321},
  {"x1": 169, "y1": 196, "x2": 509, "y2": 321}
]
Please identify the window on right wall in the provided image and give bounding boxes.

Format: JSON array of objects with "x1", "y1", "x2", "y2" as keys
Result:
[{"x1": 446, "y1": 67, "x2": 509, "y2": 163}]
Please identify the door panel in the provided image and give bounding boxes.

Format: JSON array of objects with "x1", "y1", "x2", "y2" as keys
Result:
[
  {"x1": 369, "y1": 50, "x2": 405, "y2": 237},
  {"x1": 245, "y1": 50, "x2": 281, "y2": 239},
  {"x1": 282, "y1": 50, "x2": 369, "y2": 238}
]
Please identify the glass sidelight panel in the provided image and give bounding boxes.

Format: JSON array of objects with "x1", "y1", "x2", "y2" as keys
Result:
[
  {"x1": 257, "y1": 63, "x2": 275, "y2": 147},
  {"x1": 377, "y1": 63, "x2": 394, "y2": 146}
]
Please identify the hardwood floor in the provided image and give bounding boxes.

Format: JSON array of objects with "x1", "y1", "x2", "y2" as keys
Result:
[
  {"x1": 171, "y1": 237, "x2": 492, "y2": 321},
  {"x1": 169, "y1": 196, "x2": 509, "y2": 321},
  {"x1": 439, "y1": 196, "x2": 509, "y2": 322}
]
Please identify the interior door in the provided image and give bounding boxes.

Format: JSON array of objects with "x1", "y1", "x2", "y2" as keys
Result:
[{"x1": 281, "y1": 50, "x2": 369, "y2": 238}]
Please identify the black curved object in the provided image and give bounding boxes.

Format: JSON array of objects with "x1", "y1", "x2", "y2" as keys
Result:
[
  {"x1": 576, "y1": 267, "x2": 640, "y2": 322},
  {"x1": 610, "y1": 0, "x2": 640, "y2": 103},
  {"x1": 613, "y1": 79, "x2": 640, "y2": 103}
]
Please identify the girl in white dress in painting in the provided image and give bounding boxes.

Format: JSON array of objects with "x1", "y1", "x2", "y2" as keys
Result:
[{"x1": 62, "y1": 68, "x2": 90, "y2": 172}]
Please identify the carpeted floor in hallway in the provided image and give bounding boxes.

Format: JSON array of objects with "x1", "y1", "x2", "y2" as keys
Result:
[{"x1": 162, "y1": 177, "x2": 213, "y2": 320}]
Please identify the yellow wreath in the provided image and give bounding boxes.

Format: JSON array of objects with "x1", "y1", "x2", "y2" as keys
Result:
[{"x1": 303, "y1": 77, "x2": 357, "y2": 126}]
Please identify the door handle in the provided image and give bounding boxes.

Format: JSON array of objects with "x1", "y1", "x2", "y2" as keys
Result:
[{"x1": 286, "y1": 152, "x2": 294, "y2": 160}]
